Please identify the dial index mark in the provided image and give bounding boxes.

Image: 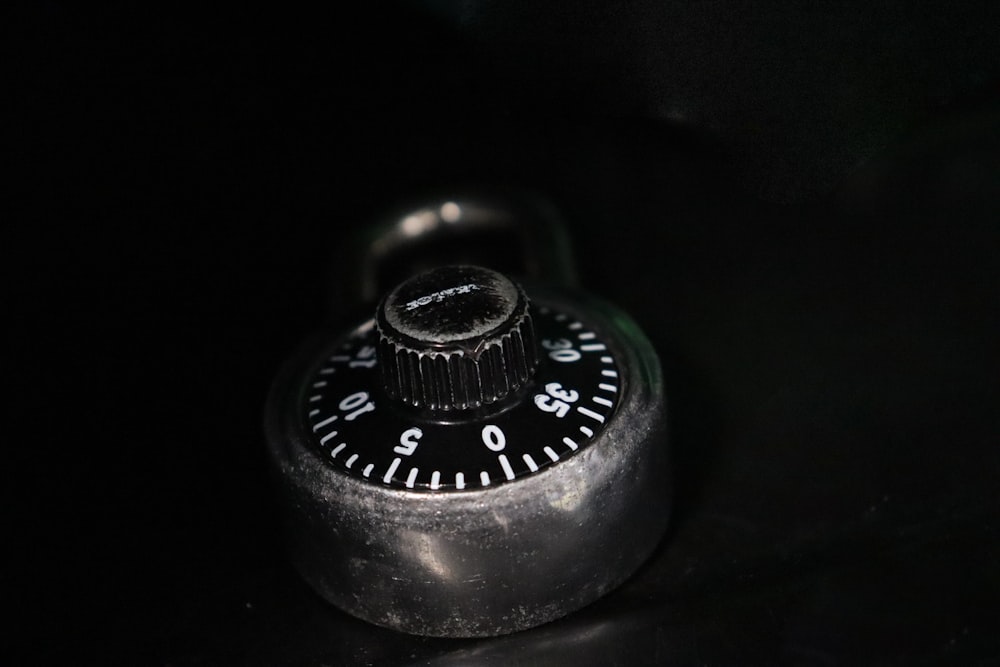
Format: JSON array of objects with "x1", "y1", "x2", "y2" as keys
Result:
[
  {"x1": 383, "y1": 457, "x2": 402, "y2": 484},
  {"x1": 498, "y1": 454, "x2": 515, "y2": 481},
  {"x1": 577, "y1": 406, "x2": 605, "y2": 423},
  {"x1": 312, "y1": 414, "x2": 339, "y2": 431}
]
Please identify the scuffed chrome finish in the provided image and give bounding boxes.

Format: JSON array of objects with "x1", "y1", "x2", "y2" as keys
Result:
[{"x1": 265, "y1": 285, "x2": 669, "y2": 637}]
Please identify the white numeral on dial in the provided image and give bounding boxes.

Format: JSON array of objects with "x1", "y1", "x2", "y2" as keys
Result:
[
  {"x1": 481, "y1": 424, "x2": 506, "y2": 452},
  {"x1": 339, "y1": 391, "x2": 376, "y2": 421},
  {"x1": 533, "y1": 382, "x2": 580, "y2": 418},
  {"x1": 542, "y1": 338, "x2": 581, "y2": 363},
  {"x1": 395, "y1": 427, "x2": 423, "y2": 456}
]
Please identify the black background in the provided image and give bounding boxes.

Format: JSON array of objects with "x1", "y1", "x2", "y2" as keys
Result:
[{"x1": 9, "y1": 3, "x2": 1000, "y2": 665}]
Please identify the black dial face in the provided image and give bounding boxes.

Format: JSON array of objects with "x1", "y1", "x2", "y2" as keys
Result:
[{"x1": 300, "y1": 302, "x2": 622, "y2": 491}]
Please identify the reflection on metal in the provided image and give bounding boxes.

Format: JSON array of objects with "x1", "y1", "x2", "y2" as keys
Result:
[
  {"x1": 547, "y1": 478, "x2": 586, "y2": 513},
  {"x1": 440, "y1": 201, "x2": 461, "y2": 222},
  {"x1": 404, "y1": 529, "x2": 454, "y2": 580},
  {"x1": 413, "y1": 606, "x2": 661, "y2": 667},
  {"x1": 400, "y1": 210, "x2": 439, "y2": 237}
]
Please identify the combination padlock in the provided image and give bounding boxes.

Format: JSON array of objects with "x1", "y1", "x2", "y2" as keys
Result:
[{"x1": 265, "y1": 193, "x2": 669, "y2": 637}]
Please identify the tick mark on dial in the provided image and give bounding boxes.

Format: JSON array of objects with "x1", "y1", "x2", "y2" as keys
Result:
[
  {"x1": 313, "y1": 414, "x2": 339, "y2": 431},
  {"x1": 345, "y1": 454, "x2": 359, "y2": 468},
  {"x1": 499, "y1": 454, "x2": 516, "y2": 480},
  {"x1": 384, "y1": 457, "x2": 402, "y2": 483},
  {"x1": 331, "y1": 443, "x2": 347, "y2": 458},
  {"x1": 523, "y1": 453, "x2": 539, "y2": 472},
  {"x1": 577, "y1": 406, "x2": 605, "y2": 423},
  {"x1": 593, "y1": 396, "x2": 613, "y2": 408},
  {"x1": 543, "y1": 447, "x2": 560, "y2": 462},
  {"x1": 319, "y1": 431, "x2": 339, "y2": 445},
  {"x1": 480, "y1": 472, "x2": 491, "y2": 487},
  {"x1": 563, "y1": 437, "x2": 579, "y2": 451}
]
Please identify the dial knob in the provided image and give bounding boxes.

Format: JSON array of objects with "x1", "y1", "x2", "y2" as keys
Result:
[
  {"x1": 265, "y1": 265, "x2": 670, "y2": 637},
  {"x1": 376, "y1": 265, "x2": 538, "y2": 411}
]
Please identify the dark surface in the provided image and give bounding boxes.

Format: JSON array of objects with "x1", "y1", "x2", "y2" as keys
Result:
[{"x1": 10, "y1": 3, "x2": 1000, "y2": 665}]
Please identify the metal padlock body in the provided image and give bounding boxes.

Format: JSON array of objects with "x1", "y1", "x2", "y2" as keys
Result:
[{"x1": 264, "y1": 282, "x2": 669, "y2": 637}]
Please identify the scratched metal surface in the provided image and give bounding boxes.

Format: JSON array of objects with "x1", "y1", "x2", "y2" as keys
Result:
[{"x1": 10, "y1": 4, "x2": 1000, "y2": 665}]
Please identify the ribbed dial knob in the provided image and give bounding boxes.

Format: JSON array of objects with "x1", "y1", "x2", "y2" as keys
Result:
[{"x1": 375, "y1": 265, "x2": 538, "y2": 411}]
